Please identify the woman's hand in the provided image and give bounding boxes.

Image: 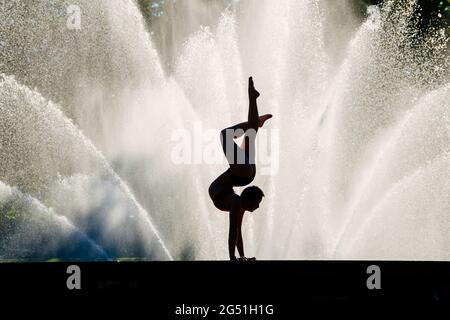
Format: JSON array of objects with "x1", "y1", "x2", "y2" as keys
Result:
[{"x1": 238, "y1": 256, "x2": 256, "y2": 261}]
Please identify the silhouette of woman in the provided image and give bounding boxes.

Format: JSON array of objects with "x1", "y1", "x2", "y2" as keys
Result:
[{"x1": 208, "y1": 77, "x2": 272, "y2": 261}]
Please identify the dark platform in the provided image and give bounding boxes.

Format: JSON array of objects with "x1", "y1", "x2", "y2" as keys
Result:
[{"x1": 1, "y1": 261, "x2": 449, "y2": 314}]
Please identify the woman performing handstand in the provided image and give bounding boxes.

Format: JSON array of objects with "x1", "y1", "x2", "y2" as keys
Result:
[{"x1": 208, "y1": 77, "x2": 272, "y2": 261}]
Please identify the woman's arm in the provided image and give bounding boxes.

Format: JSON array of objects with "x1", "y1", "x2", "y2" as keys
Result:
[
  {"x1": 228, "y1": 202, "x2": 242, "y2": 261},
  {"x1": 236, "y1": 213, "x2": 245, "y2": 258}
]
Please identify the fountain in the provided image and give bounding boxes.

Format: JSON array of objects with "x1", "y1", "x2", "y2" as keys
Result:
[{"x1": 0, "y1": 0, "x2": 448, "y2": 261}]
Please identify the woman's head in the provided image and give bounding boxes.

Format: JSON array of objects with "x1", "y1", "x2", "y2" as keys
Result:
[{"x1": 240, "y1": 185, "x2": 265, "y2": 212}]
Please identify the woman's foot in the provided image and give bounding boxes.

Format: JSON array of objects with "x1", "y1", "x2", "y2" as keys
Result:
[
  {"x1": 248, "y1": 76, "x2": 260, "y2": 99},
  {"x1": 259, "y1": 114, "x2": 273, "y2": 128}
]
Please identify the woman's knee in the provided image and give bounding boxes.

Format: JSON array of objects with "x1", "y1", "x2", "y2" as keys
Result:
[{"x1": 230, "y1": 164, "x2": 253, "y2": 177}]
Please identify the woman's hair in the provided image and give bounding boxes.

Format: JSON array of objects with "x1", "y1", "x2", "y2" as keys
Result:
[{"x1": 240, "y1": 185, "x2": 265, "y2": 202}]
